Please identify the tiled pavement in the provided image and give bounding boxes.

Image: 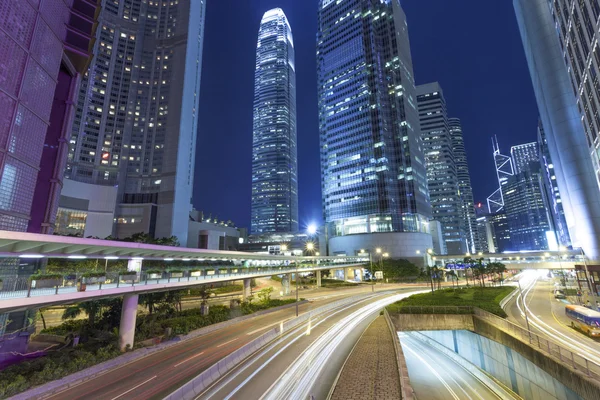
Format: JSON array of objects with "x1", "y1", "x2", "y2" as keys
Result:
[{"x1": 331, "y1": 316, "x2": 402, "y2": 400}]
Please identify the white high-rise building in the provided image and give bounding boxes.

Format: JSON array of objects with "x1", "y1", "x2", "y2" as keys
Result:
[
  {"x1": 514, "y1": 0, "x2": 600, "y2": 260},
  {"x1": 251, "y1": 9, "x2": 298, "y2": 235},
  {"x1": 62, "y1": 0, "x2": 207, "y2": 244}
]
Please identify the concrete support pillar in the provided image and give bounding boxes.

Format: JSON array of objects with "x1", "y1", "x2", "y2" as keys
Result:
[
  {"x1": 243, "y1": 278, "x2": 251, "y2": 301},
  {"x1": 343, "y1": 268, "x2": 348, "y2": 281},
  {"x1": 316, "y1": 270, "x2": 322, "y2": 288},
  {"x1": 119, "y1": 294, "x2": 139, "y2": 352},
  {"x1": 282, "y1": 273, "x2": 291, "y2": 296}
]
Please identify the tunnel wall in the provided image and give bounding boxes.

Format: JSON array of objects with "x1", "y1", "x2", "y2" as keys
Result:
[{"x1": 420, "y1": 329, "x2": 583, "y2": 400}]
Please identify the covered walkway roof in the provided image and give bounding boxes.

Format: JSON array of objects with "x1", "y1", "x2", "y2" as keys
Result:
[{"x1": 0, "y1": 231, "x2": 359, "y2": 262}]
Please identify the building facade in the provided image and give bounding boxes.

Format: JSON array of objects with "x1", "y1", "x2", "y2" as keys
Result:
[
  {"x1": 0, "y1": 0, "x2": 100, "y2": 350},
  {"x1": 251, "y1": 8, "x2": 298, "y2": 235},
  {"x1": 64, "y1": 0, "x2": 207, "y2": 244},
  {"x1": 0, "y1": 0, "x2": 99, "y2": 235},
  {"x1": 514, "y1": 0, "x2": 600, "y2": 260},
  {"x1": 511, "y1": 142, "x2": 538, "y2": 174},
  {"x1": 448, "y1": 118, "x2": 480, "y2": 254},
  {"x1": 416, "y1": 82, "x2": 465, "y2": 255},
  {"x1": 317, "y1": 0, "x2": 432, "y2": 260},
  {"x1": 538, "y1": 121, "x2": 571, "y2": 248}
]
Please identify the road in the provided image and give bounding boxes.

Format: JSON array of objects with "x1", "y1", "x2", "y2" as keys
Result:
[
  {"x1": 44, "y1": 286, "x2": 421, "y2": 400},
  {"x1": 199, "y1": 291, "x2": 422, "y2": 400},
  {"x1": 399, "y1": 332, "x2": 505, "y2": 400},
  {"x1": 505, "y1": 272, "x2": 600, "y2": 365}
]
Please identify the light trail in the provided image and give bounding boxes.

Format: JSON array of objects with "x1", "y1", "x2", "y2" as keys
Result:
[
  {"x1": 261, "y1": 291, "x2": 426, "y2": 399},
  {"x1": 201, "y1": 293, "x2": 387, "y2": 400},
  {"x1": 515, "y1": 272, "x2": 600, "y2": 365}
]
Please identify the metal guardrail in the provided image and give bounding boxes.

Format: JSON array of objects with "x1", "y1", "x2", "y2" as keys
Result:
[
  {"x1": 473, "y1": 308, "x2": 600, "y2": 380},
  {"x1": 0, "y1": 263, "x2": 358, "y2": 301}
]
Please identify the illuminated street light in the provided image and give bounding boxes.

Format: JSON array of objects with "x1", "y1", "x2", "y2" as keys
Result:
[
  {"x1": 315, "y1": 252, "x2": 320, "y2": 256},
  {"x1": 416, "y1": 250, "x2": 421, "y2": 255},
  {"x1": 281, "y1": 244, "x2": 288, "y2": 251},
  {"x1": 376, "y1": 248, "x2": 382, "y2": 254},
  {"x1": 306, "y1": 242, "x2": 315, "y2": 251},
  {"x1": 383, "y1": 253, "x2": 389, "y2": 258},
  {"x1": 427, "y1": 249, "x2": 433, "y2": 254},
  {"x1": 307, "y1": 224, "x2": 317, "y2": 235}
]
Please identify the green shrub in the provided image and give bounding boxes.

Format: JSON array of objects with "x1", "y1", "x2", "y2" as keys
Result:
[
  {"x1": 386, "y1": 287, "x2": 513, "y2": 318},
  {"x1": 145, "y1": 269, "x2": 163, "y2": 274},
  {"x1": 211, "y1": 284, "x2": 243, "y2": 294},
  {"x1": 29, "y1": 273, "x2": 62, "y2": 281},
  {"x1": 81, "y1": 272, "x2": 106, "y2": 278}
]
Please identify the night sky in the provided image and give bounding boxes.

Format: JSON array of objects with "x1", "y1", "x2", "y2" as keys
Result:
[{"x1": 194, "y1": 0, "x2": 539, "y2": 230}]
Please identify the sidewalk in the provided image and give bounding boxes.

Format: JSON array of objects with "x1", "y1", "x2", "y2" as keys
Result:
[{"x1": 330, "y1": 316, "x2": 401, "y2": 400}]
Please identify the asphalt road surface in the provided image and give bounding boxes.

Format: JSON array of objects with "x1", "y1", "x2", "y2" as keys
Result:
[
  {"x1": 399, "y1": 333, "x2": 505, "y2": 400},
  {"x1": 44, "y1": 286, "x2": 421, "y2": 400},
  {"x1": 505, "y1": 273, "x2": 600, "y2": 366},
  {"x1": 199, "y1": 291, "x2": 423, "y2": 400}
]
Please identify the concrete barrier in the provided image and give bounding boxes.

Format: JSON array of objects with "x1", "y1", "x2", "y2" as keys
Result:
[
  {"x1": 163, "y1": 293, "x2": 377, "y2": 400},
  {"x1": 384, "y1": 309, "x2": 415, "y2": 400},
  {"x1": 9, "y1": 300, "x2": 308, "y2": 400},
  {"x1": 389, "y1": 312, "x2": 474, "y2": 331},
  {"x1": 408, "y1": 331, "x2": 519, "y2": 400}
]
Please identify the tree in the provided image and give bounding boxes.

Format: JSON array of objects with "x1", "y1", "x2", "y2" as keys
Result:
[
  {"x1": 446, "y1": 270, "x2": 458, "y2": 289},
  {"x1": 378, "y1": 259, "x2": 420, "y2": 282},
  {"x1": 62, "y1": 299, "x2": 113, "y2": 326},
  {"x1": 257, "y1": 287, "x2": 274, "y2": 304},
  {"x1": 463, "y1": 257, "x2": 474, "y2": 287}
]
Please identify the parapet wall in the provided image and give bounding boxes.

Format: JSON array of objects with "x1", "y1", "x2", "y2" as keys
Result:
[{"x1": 388, "y1": 311, "x2": 600, "y2": 400}]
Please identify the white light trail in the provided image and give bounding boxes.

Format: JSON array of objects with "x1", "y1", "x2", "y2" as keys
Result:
[{"x1": 262, "y1": 291, "x2": 425, "y2": 399}]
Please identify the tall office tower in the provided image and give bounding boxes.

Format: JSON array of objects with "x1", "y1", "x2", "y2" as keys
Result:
[
  {"x1": 514, "y1": 0, "x2": 600, "y2": 260},
  {"x1": 416, "y1": 83, "x2": 465, "y2": 255},
  {"x1": 538, "y1": 121, "x2": 571, "y2": 248},
  {"x1": 490, "y1": 211, "x2": 511, "y2": 253},
  {"x1": 503, "y1": 159, "x2": 551, "y2": 251},
  {"x1": 64, "y1": 0, "x2": 207, "y2": 244},
  {"x1": 487, "y1": 138, "x2": 514, "y2": 214},
  {"x1": 448, "y1": 117, "x2": 480, "y2": 253},
  {"x1": 511, "y1": 142, "x2": 539, "y2": 174},
  {"x1": 0, "y1": 0, "x2": 100, "y2": 348},
  {"x1": 317, "y1": 0, "x2": 432, "y2": 261},
  {"x1": 250, "y1": 9, "x2": 298, "y2": 234}
]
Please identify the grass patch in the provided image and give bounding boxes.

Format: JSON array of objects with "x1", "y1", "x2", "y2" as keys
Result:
[{"x1": 386, "y1": 286, "x2": 514, "y2": 318}]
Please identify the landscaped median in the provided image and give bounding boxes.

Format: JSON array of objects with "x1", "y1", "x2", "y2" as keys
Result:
[
  {"x1": 386, "y1": 286, "x2": 515, "y2": 318},
  {"x1": 0, "y1": 289, "x2": 301, "y2": 399}
]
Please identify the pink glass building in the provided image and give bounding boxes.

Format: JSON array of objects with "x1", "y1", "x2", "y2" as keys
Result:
[{"x1": 0, "y1": 0, "x2": 100, "y2": 235}]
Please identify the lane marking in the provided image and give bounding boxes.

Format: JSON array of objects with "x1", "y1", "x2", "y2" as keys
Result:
[
  {"x1": 217, "y1": 337, "x2": 239, "y2": 348},
  {"x1": 402, "y1": 340, "x2": 460, "y2": 400},
  {"x1": 173, "y1": 351, "x2": 205, "y2": 368},
  {"x1": 246, "y1": 318, "x2": 293, "y2": 335},
  {"x1": 110, "y1": 375, "x2": 156, "y2": 400}
]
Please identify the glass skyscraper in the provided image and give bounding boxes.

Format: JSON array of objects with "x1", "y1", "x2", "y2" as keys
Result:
[
  {"x1": 514, "y1": 0, "x2": 600, "y2": 259},
  {"x1": 417, "y1": 83, "x2": 465, "y2": 255},
  {"x1": 251, "y1": 8, "x2": 298, "y2": 235},
  {"x1": 318, "y1": 0, "x2": 432, "y2": 259},
  {"x1": 448, "y1": 118, "x2": 480, "y2": 254},
  {"x1": 64, "y1": 0, "x2": 207, "y2": 244}
]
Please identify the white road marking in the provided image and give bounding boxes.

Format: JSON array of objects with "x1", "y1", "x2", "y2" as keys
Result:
[
  {"x1": 217, "y1": 337, "x2": 239, "y2": 348},
  {"x1": 173, "y1": 351, "x2": 205, "y2": 367},
  {"x1": 110, "y1": 375, "x2": 157, "y2": 400}
]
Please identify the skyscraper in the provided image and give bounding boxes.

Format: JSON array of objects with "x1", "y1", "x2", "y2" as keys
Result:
[
  {"x1": 448, "y1": 118, "x2": 480, "y2": 253},
  {"x1": 63, "y1": 0, "x2": 207, "y2": 244},
  {"x1": 0, "y1": 0, "x2": 100, "y2": 347},
  {"x1": 317, "y1": 0, "x2": 432, "y2": 260},
  {"x1": 251, "y1": 8, "x2": 298, "y2": 235},
  {"x1": 511, "y1": 142, "x2": 538, "y2": 174},
  {"x1": 0, "y1": 0, "x2": 99, "y2": 235},
  {"x1": 503, "y1": 143, "x2": 551, "y2": 251},
  {"x1": 416, "y1": 83, "x2": 465, "y2": 255},
  {"x1": 514, "y1": 0, "x2": 600, "y2": 260},
  {"x1": 538, "y1": 121, "x2": 571, "y2": 248}
]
